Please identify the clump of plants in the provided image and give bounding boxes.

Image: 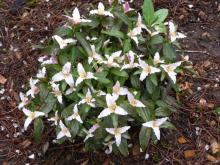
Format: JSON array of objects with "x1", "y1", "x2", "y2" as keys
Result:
[{"x1": 19, "y1": 0, "x2": 191, "y2": 156}]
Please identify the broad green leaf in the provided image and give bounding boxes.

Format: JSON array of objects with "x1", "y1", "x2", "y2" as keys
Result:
[
  {"x1": 113, "y1": 11, "x2": 132, "y2": 26},
  {"x1": 70, "y1": 120, "x2": 80, "y2": 138},
  {"x1": 215, "y1": 107, "x2": 220, "y2": 115},
  {"x1": 150, "y1": 35, "x2": 164, "y2": 45},
  {"x1": 110, "y1": 68, "x2": 128, "y2": 77},
  {"x1": 146, "y1": 78, "x2": 156, "y2": 94},
  {"x1": 142, "y1": 0, "x2": 155, "y2": 25},
  {"x1": 149, "y1": 74, "x2": 158, "y2": 86},
  {"x1": 130, "y1": 75, "x2": 141, "y2": 89},
  {"x1": 40, "y1": 94, "x2": 57, "y2": 114},
  {"x1": 160, "y1": 121, "x2": 176, "y2": 130},
  {"x1": 154, "y1": 9, "x2": 168, "y2": 24},
  {"x1": 155, "y1": 107, "x2": 171, "y2": 117},
  {"x1": 75, "y1": 32, "x2": 92, "y2": 57},
  {"x1": 139, "y1": 126, "x2": 152, "y2": 151},
  {"x1": 123, "y1": 39, "x2": 131, "y2": 53},
  {"x1": 118, "y1": 139, "x2": 129, "y2": 157},
  {"x1": 102, "y1": 29, "x2": 125, "y2": 39},
  {"x1": 163, "y1": 43, "x2": 176, "y2": 60},
  {"x1": 54, "y1": 27, "x2": 73, "y2": 37},
  {"x1": 34, "y1": 118, "x2": 44, "y2": 143}
]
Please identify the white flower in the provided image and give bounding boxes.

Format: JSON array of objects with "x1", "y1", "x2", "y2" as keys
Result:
[
  {"x1": 168, "y1": 21, "x2": 186, "y2": 42},
  {"x1": 26, "y1": 78, "x2": 39, "y2": 98},
  {"x1": 127, "y1": 27, "x2": 139, "y2": 45},
  {"x1": 98, "y1": 94, "x2": 128, "y2": 118},
  {"x1": 102, "y1": 51, "x2": 122, "y2": 68},
  {"x1": 153, "y1": 52, "x2": 164, "y2": 65},
  {"x1": 57, "y1": 120, "x2": 71, "y2": 139},
  {"x1": 67, "y1": 104, "x2": 83, "y2": 123},
  {"x1": 52, "y1": 35, "x2": 76, "y2": 49},
  {"x1": 145, "y1": 28, "x2": 159, "y2": 37},
  {"x1": 88, "y1": 45, "x2": 102, "y2": 64},
  {"x1": 52, "y1": 62, "x2": 74, "y2": 86},
  {"x1": 38, "y1": 55, "x2": 57, "y2": 65},
  {"x1": 75, "y1": 63, "x2": 96, "y2": 86},
  {"x1": 123, "y1": 2, "x2": 134, "y2": 13},
  {"x1": 90, "y1": 2, "x2": 114, "y2": 17},
  {"x1": 136, "y1": 13, "x2": 147, "y2": 33},
  {"x1": 138, "y1": 59, "x2": 161, "y2": 81},
  {"x1": 161, "y1": 61, "x2": 182, "y2": 83},
  {"x1": 65, "y1": 83, "x2": 76, "y2": 95},
  {"x1": 79, "y1": 89, "x2": 96, "y2": 107},
  {"x1": 36, "y1": 67, "x2": 46, "y2": 79},
  {"x1": 18, "y1": 92, "x2": 29, "y2": 109},
  {"x1": 22, "y1": 108, "x2": 45, "y2": 130},
  {"x1": 48, "y1": 111, "x2": 59, "y2": 126},
  {"x1": 121, "y1": 50, "x2": 139, "y2": 70},
  {"x1": 51, "y1": 83, "x2": 63, "y2": 104},
  {"x1": 112, "y1": 81, "x2": 128, "y2": 99},
  {"x1": 104, "y1": 141, "x2": 115, "y2": 154},
  {"x1": 105, "y1": 126, "x2": 130, "y2": 146},
  {"x1": 84, "y1": 124, "x2": 100, "y2": 142},
  {"x1": 142, "y1": 117, "x2": 168, "y2": 140},
  {"x1": 127, "y1": 92, "x2": 145, "y2": 107},
  {"x1": 64, "y1": 7, "x2": 91, "y2": 25}
]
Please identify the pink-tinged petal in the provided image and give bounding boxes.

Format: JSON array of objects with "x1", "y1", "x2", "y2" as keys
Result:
[
  {"x1": 72, "y1": 7, "x2": 81, "y2": 21},
  {"x1": 115, "y1": 134, "x2": 122, "y2": 146},
  {"x1": 77, "y1": 63, "x2": 86, "y2": 75},
  {"x1": 98, "y1": 2, "x2": 105, "y2": 11},
  {"x1": 105, "y1": 128, "x2": 115, "y2": 135},
  {"x1": 86, "y1": 72, "x2": 95, "y2": 79},
  {"x1": 62, "y1": 62, "x2": 71, "y2": 74},
  {"x1": 65, "y1": 130, "x2": 71, "y2": 138},
  {"x1": 98, "y1": 108, "x2": 112, "y2": 118},
  {"x1": 73, "y1": 104, "x2": 78, "y2": 113},
  {"x1": 66, "y1": 116, "x2": 73, "y2": 121},
  {"x1": 115, "y1": 106, "x2": 128, "y2": 116},
  {"x1": 89, "y1": 10, "x2": 98, "y2": 15},
  {"x1": 140, "y1": 72, "x2": 148, "y2": 81},
  {"x1": 142, "y1": 121, "x2": 154, "y2": 128},
  {"x1": 89, "y1": 124, "x2": 100, "y2": 133},
  {"x1": 24, "y1": 117, "x2": 32, "y2": 130},
  {"x1": 103, "y1": 11, "x2": 114, "y2": 17},
  {"x1": 156, "y1": 117, "x2": 168, "y2": 126},
  {"x1": 64, "y1": 75, "x2": 74, "y2": 86},
  {"x1": 177, "y1": 32, "x2": 186, "y2": 38},
  {"x1": 52, "y1": 72, "x2": 64, "y2": 82},
  {"x1": 22, "y1": 108, "x2": 32, "y2": 116},
  {"x1": 138, "y1": 59, "x2": 147, "y2": 68},
  {"x1": 150, "y1": 67, "x2": 161, "y2": 74},
  {"x1": 153, "y1": 127, "x2": 161, "y2": 140},
  {"x1": 56, "y1": 131, "x2": 65, "y2": 139},
  {"x1": 75, "y1": 77, "x2": 84, "y2": 86},
  {"x1": 135, "y1": 100, "x2": 145, "y2": 107},
  {"x1": 106, "y1": 94, "x2": 116, "y2": 107},
  {"x1": 76, "y1": 115, "x2": 83, "y2": 123},
  {"x1": 119, "y1": 126, "x2": 130, "y2": 134},
  {"x1": 119, "y1": 87, "x2": 128, "y2": 95},
  {"x1": 34, "y1": 111, "x2": 45, "y2": 118}
]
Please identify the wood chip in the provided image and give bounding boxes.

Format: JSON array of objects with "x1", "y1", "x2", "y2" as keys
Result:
[
  {"x1": 0, "y1": 74, "x2": 7, "y2": 84},
  {"x1": 184, "y1": 150, "x2": 196, "y2": 158},
  {"x1": 20, "y1": 139, "x2": 32, "y2": 148},
  {"x1": 178, "y1": 136, "x2": 187, "y2": 144},
  {"x1": 211, "y1": 141, "x2": 220, "y2": 154},
  {"x1": 206, "y1": 154, "x2": 217, "y2": 162}
]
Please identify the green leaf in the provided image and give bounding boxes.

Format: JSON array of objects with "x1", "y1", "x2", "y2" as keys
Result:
[
  {"x1": 146, "y1": 78, "x2": 156, "y2": 94},
  {"x1": 155, "y1": 107, "x2": 171, "y2": 117},
  {"x1": 34, "y1": 118, "x2": 44, "y2": 143},
  {"x1": 102, "y1": 29, "x2": 125, "y2": 39},
  {"x1": 123, "y1": 39, "x2": 131, "y2": 53},
  {"x1": 215, "y1": 107, "x2": 220, "y2": 115},
  {"x1": 118, "y1": 139, "x2": 129, "y2": 157},
  {"x1": 163, "y1": 43, "x2": 176, "y2": 60},
  {"x1": 110, "y1": 68, "x2": 128, "y2": 77},
  {"x1": 149, "y1": 74, "x2": 158, "y2": 86},
  {"x1": 70, "y1": 120, "x2": 80, "y2": 138},
  {"x1": 40, "y1": 94, "x2": 57, "y2": 114},
  {"x1": 139, "y1": 126, "x2": 152, "y2": 151},
  {"x1": 75, "y1": 32, "x2": 92, "y2": 57},
  {"x1": 142, "y1": 0, "x2": 155, "y2": 25},
  {"x1": 154, "y1": 9, "x2": 168, "y2": 24},
  {"x1": 54, "y1": 27, "x2": 73, "y2": 37},
  {"x1": 113, "y1": 11, "x2": 132, "y2": 27},
  {"x1": 150, "y1": 35, "x2": 164, "y2": 45},
  {"x1": 130, "y1": 75, "x2": 141, "y2": 89},
  {"x1": 160, "y1": 121, "x2": 176, "y2": 130}
]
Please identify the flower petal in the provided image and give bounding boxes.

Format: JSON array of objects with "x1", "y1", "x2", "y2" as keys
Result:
[
  {"x1": 24, "y1": 117, "x2": 32, "y2": 130},
  {"x1": 98, "y1": 108, "x2": 112, "y2": 118},
  {"x1": 52, "y1": 72, "x2": 64, "y2": 82},
  {"x1": 115, "y1": 106, "x2": 128, "y2": 115}
]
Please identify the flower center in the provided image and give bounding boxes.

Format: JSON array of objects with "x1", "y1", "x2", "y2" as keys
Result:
[
  {"x1": 144, "y1": 66, "x2": 151, "y2": 73},
  {"x1": 85, "y1": 96, "x2": 92, "y2": 103},
  {"x1": 152, "y1": 121, "x2": 158, "y2": 128},
  {"x1": 80, "y1": 72, "x2": 87, "y2": 79},
  {"x1": 167, "y1": 66, "x2": 174, "y2": 72},
  {"x1": 131, "y1": 99, "x2": 137, "y2": 106},
  {"x1": 30, "y1": 112, "x2": 36, "y2": 120},
  {"x1": 62, "y1": 127, "x2": 68, "y2": 134},
  {"x1": 109, "y1": 104, "x2": 117, "y2": 112}
]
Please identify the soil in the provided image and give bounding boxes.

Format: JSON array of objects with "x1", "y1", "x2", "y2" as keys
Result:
[{"x1": 0, "y1": 0, "x2": 219, "y2": 165}]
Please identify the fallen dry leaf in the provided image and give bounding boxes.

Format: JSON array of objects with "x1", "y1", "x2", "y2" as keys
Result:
[
  {"x1": 184, "y1": 150, "x2": 196, "y2": 158},
  {"x1": 199, "y1": 98, "x2": 207, "y2": 107},
  {"x1": 20, "y1": 139, "x2": 32, "y2": 148},
  {"x1": 211, "y1": 141, "x2": 220, "y2": 154},
  {"x1": 206, "y1": 154, "x2": 217, "y2": 162},
  {"x1": 0, "y1": 74, "x2": 7, "y2": 84},
  {"x1": 178, "y1": 136, "x2": 187, "y2": 144}
]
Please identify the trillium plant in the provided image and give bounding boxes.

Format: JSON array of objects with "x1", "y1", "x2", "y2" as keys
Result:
[{"x1": 19, "y1": 0, "x2": 192, "y2": 156}]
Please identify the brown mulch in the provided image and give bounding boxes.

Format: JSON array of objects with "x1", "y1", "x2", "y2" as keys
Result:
[{"x1": 0, "y1": 0, "x2": 220, "y2": 164}]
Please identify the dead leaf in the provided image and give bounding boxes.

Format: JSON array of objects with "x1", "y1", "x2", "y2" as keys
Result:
[
  {"x1": 0, "y1": 74, "x2": 7, "y2": 84},
  {"x1": 20, "y1": 139, "x2": 32, "y2": 148},
  {"x1": 199, "y1": 98, "x2": 207, "y2": 107},
  {"x1": 206, "y1": 154, "x2": 217, "y2": 162},
  {"x1": 203, "y1": 60, "x2": 211, "y2": 68},
  {"x1": 178, "y1": 136, "x2": 187, "y2": 144},
  {"x1": 207, "y1": 103, "x2": 215, "y2": 109},
  {"x1": 184, "y1": 150, "x2": 196, "y2": 158},
  {"x1": 211, "y1": 141, "x2": 220, "y2": 154}
]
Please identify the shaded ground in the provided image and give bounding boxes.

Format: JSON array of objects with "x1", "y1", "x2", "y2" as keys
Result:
[{"x1": 0, "y1": 0, "x2": 220, "y2": 164}]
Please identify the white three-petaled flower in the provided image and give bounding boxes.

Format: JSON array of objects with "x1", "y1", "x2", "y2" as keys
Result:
[
  {"x1": 105, "y1": 126, "x2": 130, "y2": 146},
  {"x1": 67, "y1": 104, "x2": 83, "y2": 123},
  {"x1": 121, "y1": 50, "x2": 139, "y2": 70},
  {"x1": 127, "y1": 27, "x2": 140, "y2": 45},
  {"x1": 22, "y1": 108, "x2": 45, "y2": 130},
  {"x1": 136, "y1": 13, "x2": 147, "y2": 34},
  {"x1": 88, "y1": 45, "x2": 102, "y2": 64},
  {"x1": 90, "y1": 2, "x2": 114, "y2": 17},
  {"x1": 84, "y1": 123, "x2": 100, "y2": 142},
  {"x1": 57, "y1": 120, "x2": 71, "y2": 139},
  {"x1": 75, "y1": 63, "x2": 96, "y2": 86},
  {"x1": 153, "y1": 52, "x2": 164, "y2": 65},
  {"x1": 79, "y1": 89, "x2": 96, "y2": 107},
  {"x1": 139, "y1": 59, "x2": 161, "y2": 81},
  {"x1": 142, "y1": 117, "x2": 168, "y2": 140},
  {"x1": 64, "y1": 7, "x2": 91, "y2": 25},
  {"x1": 168, "y1": 21, "x2": 186, "y2": 42},
  {"x1": 51, "y1": 83, "x2": 63, "y2": 104},
  {"x1": 48, "y1": 111, "x2": 59, "y2": 126},
  {"x1": 36, "y1": 67, "x2": 46, "y2": 79},
  {"x1": 98, "y1": 94, "x2": 127, "y2": 118},
  {"x1": 102, "y1": 51, "x2": 122, "y2": 68},
  {"x1": 123, "y1": 2, "x2": 134, "y2": 13},
  {"x1": 38, "y1": 55, "x2": 57, "y2": 65},
  {"x1": 127, "y1": 92, "x2": 145, "y2": 107},
  {"x1": 52, "y1": 62, "x2": 74, "y2": 86},
  {"x1": 53, "y1": 35, "x2": 76, "y2": 49},
  {"x1": 104, "y1": 141, "x2": 115, "y2": 154},
  {"x1": 18, "y1": 92, "x2": 29, "y2": 109},
  {"x1": 161, "y1": 61, "x2": 182, "y2": 83},
  {"x1": 26, "y1": 78, "x2": 39, "y2": 98},
  {"x1": 112, "y1": 81, "x2": 128, "y2": 99}
]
